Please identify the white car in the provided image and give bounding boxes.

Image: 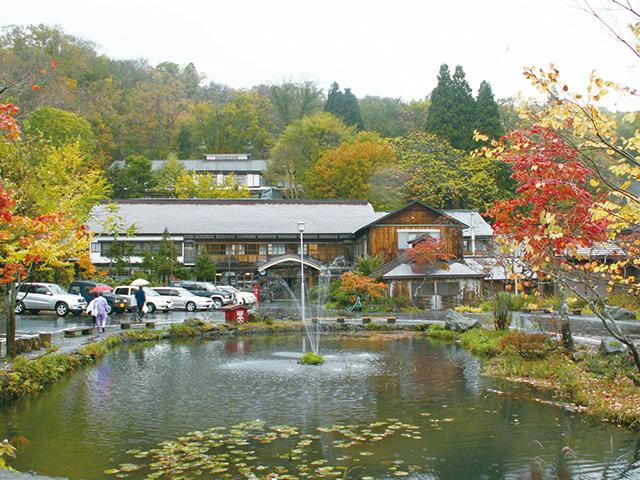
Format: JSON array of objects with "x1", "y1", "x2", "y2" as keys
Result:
[
  {"x1": 15, "y1": 282, "x2": 87, "y2": 317},
  {"x1": 218, "y1": 285, "x2": 257, "y2": 304},
  {"x1": 113, "y1": 286, "x2": 174, "y2": 313},
  {"x1": 152, "y1": 287, "x2": 214, "y2": 312}
]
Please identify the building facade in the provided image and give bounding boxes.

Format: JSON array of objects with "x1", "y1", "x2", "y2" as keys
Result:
[{"x1": 87, "y1": 199, "x2": 493, "y2": 306}]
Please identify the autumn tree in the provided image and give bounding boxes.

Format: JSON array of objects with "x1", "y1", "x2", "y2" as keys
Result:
[
  {"x1": 265, "y1": 112, "x2": 357, "y2": 198},
  {"x1": 487, "y1": 126, "x2": 611, "y2": 351},
  {"x1": 406, "y1": 235, "x2": 455, "y2": 306},
  {"x1": 339, "y1": 271, "x2": 387, "y2": 305},
  {"x1": 306, "y1": 140, "x2": 399, "y2": 209},
  {"x1": 499, "y1": 0, "x2": 640, "y2": 368},
  {"x1": 0, "y1": 103, "x2": 92, "y2": 357}
]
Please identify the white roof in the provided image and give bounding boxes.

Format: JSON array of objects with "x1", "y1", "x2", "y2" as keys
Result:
[
  {"x1": 443, "y1": 210, "x2": 493, "y2": 237},
  {"x1": 87, "y1": 199, "x2": 377, "y2": 237},
  {"x1": 382, "y1": 261, "x2": 485, "y2": 279}
]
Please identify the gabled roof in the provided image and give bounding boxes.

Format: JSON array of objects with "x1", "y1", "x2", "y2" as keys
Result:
[
  {"x1": 87, "y1": 199, "x2": 378, "y2": 237},
  {"x1": 442, "y1": 210, "x2": 493, "y2": 237},
  {"x1": 357, "y1": 200, "x2": 468, "y2": 233},
  {"x1": 382, "y1": 261, "x2": 485, "y2": 279}
]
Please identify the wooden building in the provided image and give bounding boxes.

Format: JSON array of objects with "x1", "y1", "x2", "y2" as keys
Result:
[{"x1": 86, "y1": 199, "x2": 492, "y2": 307}]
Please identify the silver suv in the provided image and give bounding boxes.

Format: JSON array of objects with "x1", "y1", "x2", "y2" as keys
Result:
[{"x1": 15, "y1": 282, "x2": 88, "y2": 317}]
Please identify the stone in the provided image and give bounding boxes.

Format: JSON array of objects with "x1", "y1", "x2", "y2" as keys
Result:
[
  {"x1": 445, "y1": 309, "x2": 482, "y2": 332},
  {"x1": 598, "y1": 338, "x2": 627, "y2": 355},
  {"x1": 606, "y1": 306, "x2": 637, "y2": 320}
]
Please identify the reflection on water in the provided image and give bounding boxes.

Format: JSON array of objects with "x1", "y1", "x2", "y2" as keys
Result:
[{"x1": 1, "y1": 335, "x2": 639, "y2": 479}]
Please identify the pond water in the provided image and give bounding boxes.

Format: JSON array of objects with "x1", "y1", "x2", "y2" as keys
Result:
[{"x1": 1, "y1": 334, "x2": 639, "y2": 479}]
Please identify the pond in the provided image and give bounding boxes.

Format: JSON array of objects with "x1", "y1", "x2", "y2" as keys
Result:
[{"x1": 1, "y1": 334, "x2": 639, "y2": 479}]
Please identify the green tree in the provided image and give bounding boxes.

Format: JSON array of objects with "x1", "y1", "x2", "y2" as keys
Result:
[
  {"x1": 265, "y1": 112, "x2": 356, "y2": 198},
  {"x1": 473, "y1": 81, "x2": 505, "y2": 146},
  {"x1": 187, "y1": 90, "x2": 273, "y2": 157},
  {"x1": 268, "y1": 79, "x2": 324, "y2": 129},
  {"x1": 175, "y1": 173, "x2": 250, "y2": 199},
  {"x1": 324, "y1": 82, "x2": 365, "y2": 130},
  {"x1": 392, "y1": 132, "x2": 500, "y2": 210},
  {"x1": 152, "y1": 154, "x2": 187, "y2": 197},
  {"x1": 194, "y1": 252, "x2": 217, "y2": 281},
  {"x1": 107, "y1": 155, "x2": 154, "y2": 199},
  {"x1": 24, "y1": 107, "x2": 95, "y2": 153},
  {"x1": 426, "y1": 64, "x2": 476, "y2": 151},
  {"x1": 359, "y1": 96, "x2": 411, "y2": 138}
]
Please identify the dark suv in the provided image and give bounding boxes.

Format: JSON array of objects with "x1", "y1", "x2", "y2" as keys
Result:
[
  {"x1": 170, "y1": 281, "x2": 233, "y2": 309},
  {"x1": 69, "y1": 280, "x2": 128, "y2": 314}
]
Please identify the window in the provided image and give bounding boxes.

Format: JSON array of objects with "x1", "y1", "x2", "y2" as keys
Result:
[
  {"x1": 91, "y1": 242, "x2": 100, "y2": 253},
  {"x1": 415, "y1": 283, "x2": 434, "y2": 296},
  {"x1": 268, "y1": 244, "x2": 286, "y2": 255},
  {"x1": 246, "y1": 174, "x2": 261, "y2": 187},
  {"x1": 397, "y1": 229, "x2": 440, "y2": 250},
  {"x1": 437, "y1": 282, "x2": 459, "y2": 295}
]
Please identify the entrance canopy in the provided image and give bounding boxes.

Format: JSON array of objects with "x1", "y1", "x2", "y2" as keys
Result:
[{"x1": 257, "y1": 254, "x2": 322, "y2": 273}]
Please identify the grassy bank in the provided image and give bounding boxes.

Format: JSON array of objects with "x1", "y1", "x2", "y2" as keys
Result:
[{"x1": 422, "y1": 324, "x2": 640, "y2": 428}]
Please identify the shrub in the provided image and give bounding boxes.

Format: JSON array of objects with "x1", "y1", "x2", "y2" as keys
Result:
[
  {"x1": 366, "y1": 322, "x2": 381, "y2": 331},
  {"x1": 455, "y1": 305, "x2": 483, "y2": 313},
  {"x1": 460, "y1": 329, "x2": 504, "y2": 357},
  {"x1": 498, "y1": 331, "x2": 557, "y2": 359},
  {"x1": 494, "y1": 292, "x2": 512, "y2": 330},
  {"x1": 423, "y1": 324, "x2": 459, "y2": 341}
]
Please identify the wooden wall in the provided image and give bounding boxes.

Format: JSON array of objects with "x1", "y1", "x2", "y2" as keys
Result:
[{"x1": 364, "y1": 203, "x2": 463, "y2": 264}]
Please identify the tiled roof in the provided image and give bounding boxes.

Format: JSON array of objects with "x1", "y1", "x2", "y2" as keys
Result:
[
  {"x1": 87, "y1": 199, "x2": 377, "y2": 237},
  {"x1": 382, "y1": 262, "x2": 485, "y2": 279}
]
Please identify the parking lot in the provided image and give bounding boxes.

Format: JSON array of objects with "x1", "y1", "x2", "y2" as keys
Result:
[{"x1": 2, "y1": 308, "x2": 229, "y2": 336}]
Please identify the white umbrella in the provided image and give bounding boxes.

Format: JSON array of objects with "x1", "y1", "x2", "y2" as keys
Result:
[{"x1": 130, "y1": 278, "x2": 150, "y2": 286}]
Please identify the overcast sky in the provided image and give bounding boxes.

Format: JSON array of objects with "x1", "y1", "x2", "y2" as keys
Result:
[{"x1": 3, "y1": 0, "x2": 639, "y2": 110}]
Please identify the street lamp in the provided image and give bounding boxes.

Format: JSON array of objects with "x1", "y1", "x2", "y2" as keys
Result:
[{"x1": 298, "y1": 221, "x2": 305, "y2": 326}]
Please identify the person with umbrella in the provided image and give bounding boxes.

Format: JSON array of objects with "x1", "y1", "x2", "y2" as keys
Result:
[
  {"x1": 87, "y1": 284, "x2": 113, "y2": 332},
  {"x1": 87, "y1": 285, "x2": 112, "y2": 333}
]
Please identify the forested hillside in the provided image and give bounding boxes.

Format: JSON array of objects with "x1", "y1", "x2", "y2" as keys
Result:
[{"x1": 2, "y1": 24, "x2": 636, "y2": 211}]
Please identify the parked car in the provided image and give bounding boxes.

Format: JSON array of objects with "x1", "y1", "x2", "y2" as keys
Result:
[
  {"x1": 112, "y1": 286, "x2": 174, "y2": 313},
  {"x1": 152, "y1": 287, "x2": 214, "y2": 312},
  {"x1": 170, "y1": 281, "x2": 233, "y2": 309},
  {"x1": 69, "y1": 280, "x2": 128, "y2": 314},
  {"x1": 217, "y1": 285, "x2": 257, "y2": 305},
  {"x1": 15, "y1": 282, "x2": 87, "y2": 317}
]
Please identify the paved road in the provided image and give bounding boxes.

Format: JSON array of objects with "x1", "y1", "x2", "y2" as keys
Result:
[{"x1": 3, "y1": 306, "x2": 640, "y2": 345}]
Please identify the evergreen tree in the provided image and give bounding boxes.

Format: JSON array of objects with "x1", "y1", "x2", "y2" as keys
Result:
[
  {"x1": 324, "y1": 82, "x2": 365, "y2": 130},
  {"x1": 450, "y1": 66, "x2": 476, "y2": 151},
  {"x1": 425, "y1": 64, "x2": 476, "y2": 152},
  {"x1": 194, "y1": 252, "x2": 217, "y2": 281},
  {"x1": 474, "y1": 81, "x2": 505, "y2": 146}
]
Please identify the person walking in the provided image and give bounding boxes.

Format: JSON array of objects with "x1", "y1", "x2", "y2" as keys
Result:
[
  {"x1": 94, "y1": 292, "x2": 110, "y2": 333},
  {"x1": 134, "y1": 287, "x2": 146, "y2": 322}
]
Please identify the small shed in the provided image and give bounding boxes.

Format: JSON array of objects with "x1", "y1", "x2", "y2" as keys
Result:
[{"x1": 221, "y1": 304, "x2": 251, "y2": 324}]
